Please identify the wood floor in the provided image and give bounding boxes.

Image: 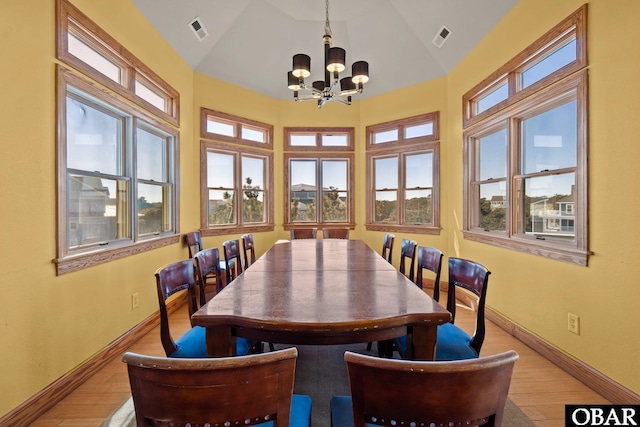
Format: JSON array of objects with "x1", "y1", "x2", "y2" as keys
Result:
[{"x1": 30, "y1": 298, "x2": 609, "y2": 427}]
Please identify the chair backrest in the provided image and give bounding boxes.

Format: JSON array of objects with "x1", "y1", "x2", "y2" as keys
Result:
[
  {"x1": 415, "y1": 246, "x2": 443, "y2": 301},
  {"x1": 223, "y1": 239, "x2": 244, "y2": 283},
  {"x1": 323, "y1": 228, "x2": 350, "y2": 239},
  {"x1": 241, "y1": 233, "x2": 256, "y2": 270},
  {"x1": 344, "y1": 350, "x2": 518, "y2": 427},
  {"x1": 193, "y1": 247, "x2": 223, "y2": 306},
  {"x1": 290, "y1": 228, "x2": 317, "y2": 239},
  {"x1": 399, "y1": 239, "x2": 417, "y2": 282},
  {"x1": 123, "y1": 347, "x2": 299, "y2": 427},
  {"x1": 446, "y1": 257, "x2": 491, "y2": 355},
  {"x1": 155, "y1": 260, "x2": 199, "y2": 357},
  {"x1": 381, "y1": 233, "x2": 394, "y2": 263},
  {"x1": 185, "y1": 231, "x2": 203, "y2": 258}
]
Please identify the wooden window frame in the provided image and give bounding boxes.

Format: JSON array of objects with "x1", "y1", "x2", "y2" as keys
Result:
[
  {"x1": 56, "y1": 0, "x2": 180, "y2": 126},
  {"x1": 201, "y1": 108, "x2": 273, "y2": 150},
  {"x1": 54, "y1": 66, "x2": 180, "y2": 275},
  {"x1": 365, "y1": 112, "x2": 441, "y2": 235},
  {"x1": 461, "y1": 6, "x2": 589, "y2": 266},
  {"x1": 284, "y1": 127, "x2": 354, "y2": 151},
  {"x1": 199, "y1": 109, "x2": 274, "y2": 236},
  {"x1": 462, "y1": 5, "x2": 587, "y2": 129},
  {"x1": 283, "y1": 153, "x2": 356, "y2": 230}
]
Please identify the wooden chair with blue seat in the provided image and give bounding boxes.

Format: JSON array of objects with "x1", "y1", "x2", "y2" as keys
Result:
[
  {"x1": 387, "y1": 245, "x2": 443, "y2": 358},
  {"x1": 290, "y1": 228, "x2": 317, "y2": 239},
  {"x1": 330, "y1": 350, "x2": 518, "y2": 427},
  {"x1": 193, "y1": 247, "x2": 223, "y2": 307},
  {"x1": 185, "y1": 231, "x2": 233, "y2": 290},
  {"x1": 381, "y1": 233, "x2": 394, "y2": 263},
  {"x1": 375, "y1": 238, "x2": 417, "y2": 356},
  {"x1": 155, "y1": 259, "x2": 252, "y2": 358},
  {"x1": 393, "y1": 257, "x2": 491, "y2": 361},
  {"x1": 123, "y1": 347, "x2": 312, "y2": 427},
  {"x1": 398, "y1": 238, "x2": 417, "y2": 282},
  {"x1": 223, "y1": 238, "x2": 244, "y2": 283},
  {"x1": 242, "y1": 233, "x2": 257, "y2": 270},
  {"x1": 323, "y1": 228, "x2": 350, "y2": 239}
]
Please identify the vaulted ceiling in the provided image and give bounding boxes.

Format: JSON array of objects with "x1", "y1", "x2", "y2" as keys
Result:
[{"x1": 131, "y1": 0, "x2": 518, "y2": 100}]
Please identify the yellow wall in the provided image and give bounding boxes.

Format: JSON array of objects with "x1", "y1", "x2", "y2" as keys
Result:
[
  {"x1": 445, "y1": 0, "x2": 640, "y2": 392},
  {"x1": 1, "y1": 0, "x2": 639, "y2": 418}
]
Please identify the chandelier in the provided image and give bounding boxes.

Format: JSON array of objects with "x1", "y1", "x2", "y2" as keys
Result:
[{"x1": 287, "y1": 0, "x2": 369, "y2": 108}]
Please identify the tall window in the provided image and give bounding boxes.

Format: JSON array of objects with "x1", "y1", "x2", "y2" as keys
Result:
[
  {"x1": 55, "y1": 0, "x2": 180, "y2": 275},
  {"x1": 201, "y1": 109, "x2": 274, "y2": 235},
  {"x1": 56, "y1": 0, "x2": 179, "y2": 125},
  {"x1": 462, "y1": 5, "x2": 588, "y2": 265},
  {"x1": 284, "y1": 128, "x2": 355, "y2": 229},
  {"x1": 366, "y1": 113, "x2": 440, "y2": 235}
]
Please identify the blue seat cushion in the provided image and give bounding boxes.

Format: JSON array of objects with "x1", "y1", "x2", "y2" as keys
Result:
[
  {"x1": 393, "y1": 323, "x2": 478, "y2": 361},
  {"x1": 256, "y1": 394, "x2": 312, "y2": 427},
  {"x1": 434, "y1": 322, "x2": 478, "y2": 361},
  {"x1": 219, "y1": 259, "x2": 235, "y2": 271},
  {"x1": 331, "y1": 395, "x2": 380, "y2": 427},
  {"x1": 170, "y1": 326, "x2": 252, "y2": 358},
  {"x1": 331, "y1": 395, "x2": 354, "y2": 427}
]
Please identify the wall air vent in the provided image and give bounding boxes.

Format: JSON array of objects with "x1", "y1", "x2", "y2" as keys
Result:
[
  {"x1": 432, "y1": 25, "x2": 451, "y2": 48},
  {"x1": 189, "y1": 17, "x2": 209, "y2": 42}
]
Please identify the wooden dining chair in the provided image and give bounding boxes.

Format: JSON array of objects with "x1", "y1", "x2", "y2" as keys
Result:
[
  {"x1": 367, "y1": 233, "x2": 396, "y2": 352},
  {"x1": 155, "y1": 260, "x2": 252, "y2": 358},
  {"x1": 290, "y1": 228, "x2": 317, "y2": 239},
  {"x1": 185, "y1": 231, "x2": 232, "y2": 289},
  {"x1": 323, "y1": 228, "x2": 350, "y2": 239},
  {"x1": 193, "y1": 247, "x2": 223, "y2": 306},
  {"x1": 242, "y1": 233, "x2": 256, "y2": 270},
  {"x1": 399, "y1": 238, "x2": 417, "y2": 282},
  {"x1": 393, "y1": 257, "x2": 491, "y2": 361},
  {"x1": 381, "y1": 233, "x2": 394, "y2": 263},
  {"x1": 330, "y1": 350, "x2": 518, "y2": 427},
  {"x1": 390, "y1": 246, "x2": 443, "y2": 358},
  {"x1": 414, "y1": 246, "x2": 444, "y2": 301},
  {"x1": 223, "y1": 239, "x2": 244, "y2": 283},
  {"x1": 123, "y1": 347, "x2": 312, "y2": 427}
]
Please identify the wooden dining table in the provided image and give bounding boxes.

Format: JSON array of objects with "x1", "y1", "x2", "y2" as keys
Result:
[{"x1": 191, "y1": 239, "x2": 451, "y2": 360}]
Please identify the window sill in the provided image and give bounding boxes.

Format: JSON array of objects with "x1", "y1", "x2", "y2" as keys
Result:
[
  {"x1": 201, "y1": 224, "x2": 275, "y2": 237},
  {"x1": 365, "y1": 223, "x2": 441, "y2": 235},
  {"x1": 53, "y1": 234, "x2": 180, "y2": 275},
  {"x1": 462, "y1": 230, "x2": 590, "y2": 266}
]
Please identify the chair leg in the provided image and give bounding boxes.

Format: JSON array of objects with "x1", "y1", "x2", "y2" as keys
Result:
[
  {"x1": 366, "y1": 342, "x2": 372, "y2": 351},
  {"x1": 269, "y1": 342, "x2": 275, "y2": 352}
]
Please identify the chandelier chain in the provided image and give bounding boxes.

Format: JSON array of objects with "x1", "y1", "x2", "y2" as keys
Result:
[{"x1": 324, "y1": 0, "x2": 332, "y2": 37}]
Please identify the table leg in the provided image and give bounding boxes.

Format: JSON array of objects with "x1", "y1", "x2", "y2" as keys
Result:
[
  {"x1": 411, "y1": 324, "x2": 437, "y2": 360},
  {"x1": 205, "y1": 326, "x2": 235, "y2": 357}
]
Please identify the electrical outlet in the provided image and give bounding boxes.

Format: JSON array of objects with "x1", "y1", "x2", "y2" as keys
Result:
[
  {"x1": 132, "y1": 292, "x2": 140, "y2": 309},
  {"x1": 568, "y1": 313, "x2": 580, "y2": 335}
]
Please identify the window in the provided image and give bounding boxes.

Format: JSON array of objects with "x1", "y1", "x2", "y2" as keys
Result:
[
  {"x1": 463, "y1": 5, "x2": 587, "y2": 128},
  {"x1": 462, "y1": 5, "x2": 589, "y2": 265},
  {"x1": 284, "y1": 128, "x2": 355, "y2": 229},
  {"x1": 202, "y1": 108, "x2": 273, "y2": 149},
  {"x1": 56, "y1": 68, "x2": 179, "y2": 274},
  {"x1": 365, "y1": 113, "x2": 440, "y2": 234},
  {"x1": 56, "y1": 0, "x2": 179, "y2": 125},
  {"x1": 284, "y1": 128, "x2": 353, "y2": 151},
  {"x1": 54, "y1": 0, "x2": 181, "y2": 275},
  {"x1": 200, "y1": 110, "x2": 274, "y2": 235}
]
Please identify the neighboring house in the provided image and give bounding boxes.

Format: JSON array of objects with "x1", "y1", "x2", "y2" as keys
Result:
[
  {"x1": 529, "y1": 192, "x2": 575, "y2": 237},
  {"x1": 490, "y1": 195, "x2": 507, "y2": 209}
]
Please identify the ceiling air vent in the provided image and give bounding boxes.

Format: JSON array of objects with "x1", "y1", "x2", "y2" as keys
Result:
[
  {"x1": 189, "y1": 17, "x2": 209, "y2": 42},
  {"x1": 432, "y1": 25, "x2": 451, "y2": 48}
]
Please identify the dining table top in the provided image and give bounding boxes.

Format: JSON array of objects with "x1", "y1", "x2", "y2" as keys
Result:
[{"x1": 191, "y1": 239, "x2": 451, "y2": 359}]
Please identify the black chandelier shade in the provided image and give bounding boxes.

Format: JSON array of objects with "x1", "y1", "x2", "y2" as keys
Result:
[{"x1": 286, "y1": 0, "x2": 369, "y2": 108}]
